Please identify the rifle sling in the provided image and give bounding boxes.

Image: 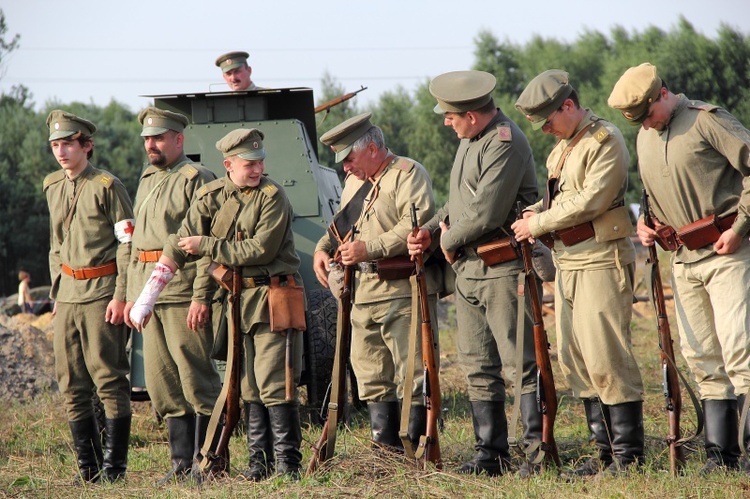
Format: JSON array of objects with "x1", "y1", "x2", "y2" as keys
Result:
[
  {"x1": 399, "y1": 275, "x2": 421, "y2": 458},
  {"x1": 325, "y1": 288, "x2": 350, "y2": 460},
  {"x1": 63, "y1": 177, "x2": 88, "y2": 232}
]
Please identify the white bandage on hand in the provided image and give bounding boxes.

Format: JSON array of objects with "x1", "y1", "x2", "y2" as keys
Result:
[{"x1": 129, "y1": 262, "x2": 175, "y2": 327}]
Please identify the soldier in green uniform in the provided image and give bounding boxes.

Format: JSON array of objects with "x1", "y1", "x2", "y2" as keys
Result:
[
  {"x1": 44, "y1": 110, "x2": 133, "y2": 484},
  {"x1": 215, "y1": 51, "x2": 257, "y2": 91},
  {"x1": 408, "y1": 71, "x2": 542, "y2": 477},
  {"x1": 513, "y1": 70, "x2": 645, "y2": 476},
  {"x1": 122, "y1": 107, "x2": 222, "y2": 484},
  {"x1": 313, "y1": 113, "x2": 440, "y2": 452},
  {"x1": 609, "y1": 63, "x2": 750, "y2": 474},
  {"x1": 129, "y1": 128, "x2": 305, "y2": 480}
]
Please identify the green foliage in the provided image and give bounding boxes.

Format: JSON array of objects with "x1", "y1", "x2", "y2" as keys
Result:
[{"x1": 314, "y1": 72, "x2": 361, "y2": 179}]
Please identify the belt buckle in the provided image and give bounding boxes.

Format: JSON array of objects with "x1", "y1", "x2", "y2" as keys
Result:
[
  {"x1": 357, "y1": 262, "x2": 370, "y2": 273},
  {"x1": 72, "y1": 268, "x2": 85, "y2": 280}
]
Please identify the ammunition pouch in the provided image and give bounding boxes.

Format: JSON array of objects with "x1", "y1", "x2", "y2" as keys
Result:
[
  {"x1": 268, "y1": 275, "x2": 306, "y2": 332},
  {"x1": 475, "y1": 237, "x2": 520, "y2": 266},
  {"x1": 375, "y1": 256, "x2": 415, "y2": 281},
  {"x1": 677, "y1": 212, "x2": 737, "y2": 251}
]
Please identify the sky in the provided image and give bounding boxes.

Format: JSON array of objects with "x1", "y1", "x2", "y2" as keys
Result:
[{"x1": 1, "y1": 1, "x2": 749, "y2": 113}]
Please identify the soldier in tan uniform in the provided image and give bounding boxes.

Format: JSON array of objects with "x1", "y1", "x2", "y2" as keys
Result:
[
  {"x1": 313, "y1": 113, "x2": 440, "y2": 453},
  {"x1": 129, "y1": 128, "x2": 304, "y2": 480},
  {"x1": 609, "y1": 63, "x2": 750, "y2": 474},
  {"x1": 408, "y1": 71, "x2": 542, "y2": 477},
  {"x1": 122, "y1": 108, "x2": 221, "y2": 484},
  {"x1": 215, "y1": 51, "x2": 257, "y2": 91},
  {"x1": 513, "y1": 70, "x2": 645, "y2": 476},
  {"x1": 44, "y1": 110, "x2": 133, "y2": 483}
]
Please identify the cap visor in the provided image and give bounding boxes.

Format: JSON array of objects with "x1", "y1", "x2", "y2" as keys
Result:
[
  {"x1": 531, "y1": 119, "x2": 546, "y2": 131},
  {"x1": 334, "y1": 144, "x2": 353, "y2": 163},
  {"x1": 237, "y1": 149, "x2": 266, "y2": 160},
  {"x1": 433, "y1": 103, "x2": 446, "y2": 115},
  {"x1": 48, "y1": 130, "x2": 75, "y2": 141},
  {"x1": 140, "y1": 126, "x2": 170, "y2": 137},
  {"x1": 222, "y1": 63, "x2": 243, "y2": 73}
]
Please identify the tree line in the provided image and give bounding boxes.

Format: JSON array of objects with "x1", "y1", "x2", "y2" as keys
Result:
[{"x1": 1, "y1": 13, "x2": 748, "y2": 295}]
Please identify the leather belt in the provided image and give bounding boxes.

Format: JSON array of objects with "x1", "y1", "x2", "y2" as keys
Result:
[
  {"x1": 242, "y1": 275, "x2": 273, "y2": 288},
  {"x1": 550, "y1": 221, "x2": 595, "y2": 246},
  {"x1": 138, "y1": 250, "x2": 163, "y2": 262},
  {"x1": 61, "y1": 261, "x2": 117, "y2": 280}
]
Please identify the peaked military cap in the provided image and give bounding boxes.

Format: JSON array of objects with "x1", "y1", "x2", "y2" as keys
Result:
[
  {"x1": 608, "y1": 63, "x2": 663, "y2": 125},
  {"x1": 215, "y1": 51, "x2": 250, "y2": 73},
  {"x1": 46, "y1": 110, "x2": 96, "y2": 141},
  {"x1": 216, "y1": 128, "x2": 266, "y2": 160},
  {"x1": 515, "y1": 70, "x2": 573, "y2": 131},
  {"x1": 138, "y1": 107, "x2": 189, "y2": 136},
  {"x1": 429, "y1": 71, "x2": 496, "y2": 114},
  {"x1": 319, "y1": 112, "x2": 374, "y2": 163}
]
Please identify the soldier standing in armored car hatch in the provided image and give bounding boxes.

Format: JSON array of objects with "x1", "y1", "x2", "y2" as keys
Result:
[
  {"x1": 43, "y1": 110, "x2": 133, "y2": 484},
  {"x1": 513, "y1": 70, "x2": 645, "y2": 477},
  {"x1": 408, "y1": 71, "x2": 543, "y2": 477},
  {"x1": 122, "y1": 107, "x2": 222, "y2": 485},
  {"x1": 610, "y1": 63, "x2": 750, "y2": 475},
  {"x1": 313, "y1": 113, "x2": 441, "y2": 454},
  {"x1": 129, "y1": 128, "x2": 305, "y2": 481},
  {"x1": 215, "y1": 51, "x2": 258, "y2": 91}
]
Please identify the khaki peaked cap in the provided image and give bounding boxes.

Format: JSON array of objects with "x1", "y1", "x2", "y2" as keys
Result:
[
  {"x1": 608, "y1": 63, "x2": 663, "y2": 125},
  {"x1": 215, "y1": 51, "x2": 249, "y2": 73},
  {"x1": 319, "y1": 112, "x2": 374, "y2": 163},
  {"x1": 138, "y1": 107, "x2": 189, "y2": 137},
  {"x1": 429, "y1": 71, "x2": 496, "y2": 114},
  {"x1": 514, "y1": 70, "x2": 573, "y2": 130},
  {"x1": 216, "y1": 128, "x2": 266, "y2": 160},
  {"x1": 46, "y1": 110, "x2": 96, "y2": 141}
]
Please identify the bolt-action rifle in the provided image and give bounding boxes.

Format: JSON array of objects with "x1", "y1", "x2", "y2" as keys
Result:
[{"x1": 315, "y1": 86, "x2": 368, "y2": 115}]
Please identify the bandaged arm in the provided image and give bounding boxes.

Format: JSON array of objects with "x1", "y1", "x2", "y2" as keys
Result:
[{"x1": 129, "y1": 257, "x2": 176, "y2": 330}]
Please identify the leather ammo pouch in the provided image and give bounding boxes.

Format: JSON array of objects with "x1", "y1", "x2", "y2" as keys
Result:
[
  {"x1": 375, "y1": 256, "x2": 415, "y2": 281},
  {"x1": 677, "y1": 212, "x2": 737, "y2": 250},
  {"x1": 555, "y1": 222, "x2": 595, "y2": 246},
  {"x1": 268, "y1": 275, "x2": 306, "y2": 332},
  {"x1": 592, "y1": 205, "x2": 633, "y2": 243},
  {"x1": 476, "y1": 237, "x2": 520, "y2": 266},
  {"x1": 654, "y1": 225, "x2": 679, "y2": 252},
  {"x1": 208, "y1": 262, "x2": 233, "y2": 292}
]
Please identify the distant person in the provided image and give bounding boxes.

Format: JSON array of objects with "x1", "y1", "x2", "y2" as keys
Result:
[
  {"x1": 43, "y1": 110, "x2": 133, "y2": 484},
  {"x1": 215, "y1": 51, "x2": 257, "y2": 91},
  {"x1": 17, "y1": 271, "x2": 33, "y2": 314}
]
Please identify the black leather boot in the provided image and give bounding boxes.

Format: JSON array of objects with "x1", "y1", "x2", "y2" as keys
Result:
[
  {"x1": 69, "y1": 416, "x2": 104, "y2": 484},
  {"x1": 192, "y1": 413, "x2": 228, "y2": 482},
  {"x1": 457, "y1": 401, "x2": 511, "y2": 476},
  {"x1": 569, "y1": 398, "x2": 613, "y2": 476},
  {"x1": 101, "y1": 416, "x2": 130, "y2": 483},
  {"x1": 407, "y1": 404, "x2": 427, "y2": 450},
  {"x1": 368, "y1": 401, "x2": 403, "y2": 452},
  {"x1": 156, "y1": 414, "x2": 196, "y2": 486},
  {"x1": 601, "y1": 401, "x2": 644, "y2": 476},
  {"x1": 739, "y1": 394, "x2": 750, "y2": 476},
  {"x1": 241, "y1": 403, "x2": 275, "y2": 481},
  {"x1": 517, "y1": 393, "x2": 544, "y2": 478},
  {"x1": 268, "y1": 404, "x2": 303, "y2": 480},
  {"x1": 700, "y1": 399, "x2": 740, "y2": 474}
]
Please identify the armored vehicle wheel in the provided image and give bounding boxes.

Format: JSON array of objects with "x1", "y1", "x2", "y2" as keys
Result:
[{"x1": 304, "y1": 288, "x2": 338, "y2": 424}]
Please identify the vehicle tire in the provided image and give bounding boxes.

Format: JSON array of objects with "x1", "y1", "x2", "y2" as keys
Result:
[{"x1": 304, "y1": 288, "x2": 338, "y2": 424}]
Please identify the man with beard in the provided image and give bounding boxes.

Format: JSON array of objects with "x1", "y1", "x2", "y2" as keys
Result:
[
  {"x1": 124, "y1": 107, "x2": 222, "y2": 484},
  {"x1": 215, "y1": 51, "x2": 258, "y2": 91}
]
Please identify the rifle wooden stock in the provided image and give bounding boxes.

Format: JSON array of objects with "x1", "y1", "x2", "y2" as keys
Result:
[
  {"x1": 517, "y1": 204, "x2": 561, "y2": 468},
  {"x1": 314, "y1": 86, "x2": 367, "y2": 114},
  {"x1": 410, "y1": 203, "x2": 442, "y2": 468},
  {"x1": 642, "y1": 190, "x2": 685, "y2": 475},
  {"x1": 285, "y1": 329, "x2": 295, "y2": 402}
]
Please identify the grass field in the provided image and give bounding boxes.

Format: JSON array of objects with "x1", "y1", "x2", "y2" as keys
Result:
[{"x1": 1, "y1": 250, "x2": 748, "y2": 498}]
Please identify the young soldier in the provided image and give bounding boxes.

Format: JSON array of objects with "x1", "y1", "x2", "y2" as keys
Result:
[
  {"x1": 44, "y1": 110, "x2": 133, "y2": 483},
  {"x1": 513, "y1": 70, "x2": 645, "y2": 476},
  {"x1": 609, "y1": 63, "x2": 750, "y2": 474},
  {"x1": 123, "y1": 107, "x2": 222, "y2": 484},
  {"x1": 129, "y1": 128, "x2": 305, "y2": 480},
  {"x1": 313, "y1": 113, "x2": 440, "y2": 453}
]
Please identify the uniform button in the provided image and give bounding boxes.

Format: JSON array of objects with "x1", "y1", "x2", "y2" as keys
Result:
[{"x1": 613, "y1": 225, "x2": 619, "y2": 231}]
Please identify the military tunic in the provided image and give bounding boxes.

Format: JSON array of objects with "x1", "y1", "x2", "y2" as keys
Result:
[
  {"x1": 422, "y1": 110, "x2": 539, "y2": 403},
  {"x1": 316, "y1": 155, "x2": 439, "y2": 402},
  {"x1": 164, "y1": 175, "x2": 302, "y2": 406},
  {"x1": 126, "y1": 154, "x2": 221, "y2": 418},
  {"x1": 528, "y1": 110, "x2": 643, "y2": 405},
  {"x1": 44, "y1": 163, "x2": 133, "y2": 421},
  {"x1": 637, "y1": 95, "x2": 750, "y2": 399}
]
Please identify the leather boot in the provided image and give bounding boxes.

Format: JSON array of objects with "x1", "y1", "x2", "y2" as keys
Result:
[
  {"x1": 601, "y1": 401, "x2": 644, "y2": 476},
  {"x1": 700, "y1": 399, "x2": 740, "y2": 474},
  {"x1": 101, "y1": 416, "x2": 130, "y2": 483},
  {"x1": 156, "y1": 415, "x2": 196, "y2": 486},
  {"x1": 241, "y1": 403, "x2": 275, "y2": 481},
  {"x1": 517, "y1": 393, "x2": 544, "y2": 478},
  {"x1": 569, "y1": 398, "x2": 613, "y2": 476},
  {"x1": 368, "y1": 401, "x2": 403, "y2": 452},
  {"x1": 457, "y1": 401, "x2": 511, "y2": 476},
  {"x1": 407, "y1": 404, "x2": 427, "y2": 450},
  {"x1": 69, "y1": 416, "x2": 104, "y2": 484},
  {"x1": 739, "y1": 394, "x2": 750, "y2": 476},
  {"x1": 268, "y1": 404, "x2": 303, "y2": 480},
  {"x1": 192, "y1": 413, "x2": 228, "y2": 482}
]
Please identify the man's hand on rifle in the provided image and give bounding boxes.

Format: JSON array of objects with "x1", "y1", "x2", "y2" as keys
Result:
[
  {"x1": 511, "y1": 211, "x2": 536, "y2": 243},
  {"x1": 407, "y1": 228, "x2": 431, "y2": 257},
  {"x1": 338, "y1": 240, "x2": 368, "y2": 266},
  {"x1": 636, "y1": 217, "x2": 657, "y2": 247},
  {"x1": 313, "y1": 250, "x2": 332, "y2": 288}
]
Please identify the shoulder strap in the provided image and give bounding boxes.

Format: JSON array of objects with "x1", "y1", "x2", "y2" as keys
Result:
[
  {"x1": 64, "y1": 177, "x2": 88, "y2": 231},
  {"x1": 212, "y1": 193, "x2": 241, "y2": 239},
  {"x1": 552, "y1": 123, "x2": 591, "y2": 179},
  {"x1": 136, "y1": 169, "x2": 176, "y2": 218}
]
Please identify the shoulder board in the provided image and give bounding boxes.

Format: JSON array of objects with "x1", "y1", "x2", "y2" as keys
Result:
[
  {"x1": 390, "y1": 157, "x2": 415, "y2": 172},
  {"x1": 179, "y1": 163, "x2": 200, "y2": 180},
  {"x1": 92, "y1": 170, "x2": 114, "y2": 188},
  {"x1": 688, "y1": 101, "x2": 719, "y2": 113},
  {"x1": 496, "y1": 123, "x2": 512, "y2": 142},
  {"x1": 140, "y1": 165, "x2": 159, "y2": 178},
  {"x1": 43, "y1": 170, "x2": 66, "y2": 191},
  {"x1": 259, "y1": 178, "x2": 279, "y2": 198},
  {"x1": 587, "y1": 120, "x2": 610, "y2": 144},
  {"x1": 197, "y1": 178, "x2": 224, "y2": 198}
]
